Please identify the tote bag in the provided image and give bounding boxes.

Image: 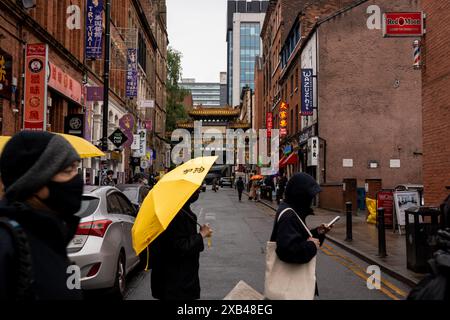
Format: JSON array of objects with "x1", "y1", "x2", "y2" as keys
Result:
[{"x1": 264, "y1": 208, "x2": 317, "y2": 300}]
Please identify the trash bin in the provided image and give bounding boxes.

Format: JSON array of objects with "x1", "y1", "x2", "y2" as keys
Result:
[{"x1": 405, "y1": 206, "x2": 442, "y2": 273}]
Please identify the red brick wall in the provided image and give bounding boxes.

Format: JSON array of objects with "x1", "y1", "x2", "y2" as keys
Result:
[
  {"x1": 317, "y1": 0, "x2": 423, "y2": 189},
  {"x1": 319, "y1": 183, "x2": 344, "y2": 212},
  {"x1": 422, "y1": 0, "x2": 450, "y2": 206}
]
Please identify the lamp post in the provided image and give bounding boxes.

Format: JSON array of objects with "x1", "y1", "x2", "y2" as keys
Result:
[{"x1": 101, "y1": 0, "x2": 111, "y2": 151}]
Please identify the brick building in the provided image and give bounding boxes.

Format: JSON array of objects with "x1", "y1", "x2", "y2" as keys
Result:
[
  {"x1": 0, "y1": 0, "x2": 168, "y2": 181},
  {"x1": 258, "y1": 0, "x2": 424, "y2": 211},
  {"x1": 422, "y1": 1, "x2": 450, "y2": 206}
]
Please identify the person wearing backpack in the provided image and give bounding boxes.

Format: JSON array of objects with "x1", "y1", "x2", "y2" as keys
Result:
[{"x1": 0, "y1": 131, "x2": 84, "y2": 300}]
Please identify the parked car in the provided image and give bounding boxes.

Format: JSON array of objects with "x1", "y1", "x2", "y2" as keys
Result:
[
  {"x1": 220, "y1": 176, "x2": 233, "y2": 187},
  {"x1": 68, "y1": 186, "x2": 141, "y2": 299},
  {"x1": 116, "y1": 184, "x2": 151, "y2": 210}
]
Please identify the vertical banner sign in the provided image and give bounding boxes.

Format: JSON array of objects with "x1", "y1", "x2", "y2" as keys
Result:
[
  {"x1": 133, "y1": 129, "x2": 147, "y2": 157},
  {"x1": 126, "y1": 49, "x2": 138, "y2": 97},
  {"x1": 279, "y1": 102, "x2": 288, "y2": 137},
  {"x1": 301, "y1": 69, "x2": 314, "y2": 116},
  {"x1": 307, "y1": 137, "x2": 319, "y2": 167},
  {"x1": 266, "y1": 112, "x2": 273, "y2": 138},
  {"x1": 85, "y1": 0, "x2": 103, "y2": 60},
  {"x1": 24, "y1": 44, "x2": 48, "y2": 131}
]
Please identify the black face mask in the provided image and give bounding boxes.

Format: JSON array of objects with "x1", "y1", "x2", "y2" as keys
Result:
[{"x1": 43, "y1": 174, "x2": 84, "y2": 216}]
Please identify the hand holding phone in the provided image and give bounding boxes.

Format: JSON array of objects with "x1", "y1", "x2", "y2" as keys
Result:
[{"x1": 326, "y1": 216, "x2": 341, "y2": 228}]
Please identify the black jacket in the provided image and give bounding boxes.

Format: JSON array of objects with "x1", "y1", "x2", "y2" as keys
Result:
[
  {"x1": 150, "y1": 206, "x2": 205, "y2": 300},
  {"x1": 236, "y1": 180, "x2": 245, "y2": 192},
  {"x1": 0, "y1": 201, "x2": 82, "y2": 300},
  {"x1": 270, "y1": 202, "x2": 325, "y2": 264}
]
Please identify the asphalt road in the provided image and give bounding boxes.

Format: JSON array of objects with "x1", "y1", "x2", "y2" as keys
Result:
[{"x1": 125, "y1": 187, "x2": 413, "y2": 300}]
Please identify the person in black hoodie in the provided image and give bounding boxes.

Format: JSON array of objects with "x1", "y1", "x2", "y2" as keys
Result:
[
  {"x1": 150, "y1": 189, "x2": 213, "y2": 300},
  {"x1": 270, "y1": 173, "x2": 332, "y2": 295},
  {"x1": 0, "y1": 131, "x2": 84, "y2": 301}
]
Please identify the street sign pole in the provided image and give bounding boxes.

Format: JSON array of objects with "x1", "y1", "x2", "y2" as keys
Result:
[{"x1": 102, "y1": 0, "x2": 111, "y2": 151}]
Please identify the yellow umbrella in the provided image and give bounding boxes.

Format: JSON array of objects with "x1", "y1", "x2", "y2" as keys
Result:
[
  {"x1": 132, "y1": 156, "x2": 218, "y2": 256},
  {"x1": 0, "y1": 133, "x2": 105, "y2": 159}
]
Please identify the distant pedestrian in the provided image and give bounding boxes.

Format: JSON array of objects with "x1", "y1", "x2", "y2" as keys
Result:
[
  {"x1": 212, "y1": 178, "x2": 218, "y2": 192},
  {"x1": 249, "y1": 179, "x2": 256, "y2": 200},
  {"x1": 150, "y1": 189, "x2": 213, "y2": 300},
  {"x1": 276, "y1": 173, "x2": 287, "y2": 205},
  {"x1": 102, "y1": 170, "x2": 115, "y2": 186},
  {"x1": 0, "y1": 131, "x2": 84, "y2": 300},
  {"x1": 236, "y1": 177, "x2": 245, "y2": 202},
  {"x1": 269, "y1": 173, "x2": 332, "y2": 299}
]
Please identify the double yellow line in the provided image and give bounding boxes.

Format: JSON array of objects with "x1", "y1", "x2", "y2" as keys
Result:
[{"x1": 320, "y1": 243, "x2": 409, "y2": 300}]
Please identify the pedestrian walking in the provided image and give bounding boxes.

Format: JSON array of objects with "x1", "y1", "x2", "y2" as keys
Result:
[
  {"x1": 267, "y1": 173, "x2": 332, "y2": 299},
  {"x1": 276, "y1": 173, "x2": 287, "y2": 205},
  {"x1": 0, "y1": 131, "x2": 84, "y2": 300},
  {"x1": 236, "y1": 177, "x2": 245, "y2": 202},
  {"x1": 249, "y1": 179, "x2": 256, "y2": 200},
  {"x1": 102, "y1": 170, "x2": 115, "y2": 186},
  {"x1": 150, "y1": 189, "x2": 213, "y2": 300},
  {"x1": 212, "y1": 177, "x2": 218, "y2": 192}
]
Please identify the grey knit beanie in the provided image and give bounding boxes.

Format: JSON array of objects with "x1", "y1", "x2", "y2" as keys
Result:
[{"x1": 0, "y1": 131, "x2": 81, "y2": 202}]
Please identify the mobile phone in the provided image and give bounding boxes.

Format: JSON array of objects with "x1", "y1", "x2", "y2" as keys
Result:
[{"x1": 326, "y1": 216, "x2": 341, "y2": 228}]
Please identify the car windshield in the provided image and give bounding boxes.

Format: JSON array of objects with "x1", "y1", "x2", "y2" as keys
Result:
[{"x1": 76, "y1": 196, "x2": 100, "y2": 218}]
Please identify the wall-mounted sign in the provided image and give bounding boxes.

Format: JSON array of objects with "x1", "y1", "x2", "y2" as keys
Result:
[
  {"x1": 301, "y1": 68, "x2": 314, "y2": 116},
  {"x1": 108, "y1": 128, "x2": 128, "y2": 148},
  {"x1": 0, "y1": 49, "x2": 13, "y2": 100},
  {"x1": 140, "y1": 100, "x2": 155, "y2": 108},
  {"x1": 266, "y1": 112, "x2": 273, "y2": 138},
  {"x1": 299, "y1": 123, "x2": 317, "y2": 145},
  {"x1": 86, "y1": 86, "x2": 104, "y2": 101},
  {"x1": 383, "y1": 12, "x2": 424, "y2": 37},
  {"x1": 85, "y1": 0, "x2": 103, "y2": 60},
  {"x1": 64, "y1": 114, "x2": 84, "y2": 137},
  {"x1": 24, "y1": 43, "x2": 48, "y2": 131},
  {"x1": 279, "y1": 102, "x2": 288, "y2": 136},
  {"x1": 133, "y1": 129, "x2": 147, "y2": 157},
  {"x1": 307, "y1": 137, "x2": 319, "y2": 167},
  {"x1": 48, "y1": 62, "x2": 82, "y2": 104},
  {"x1": 126, "y1": 48, "x2": 138, "y2": 97}
]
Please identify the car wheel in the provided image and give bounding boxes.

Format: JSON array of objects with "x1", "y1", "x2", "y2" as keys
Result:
[{"x1": 111, "y1": 252, "x2": 126, "y2": 299}]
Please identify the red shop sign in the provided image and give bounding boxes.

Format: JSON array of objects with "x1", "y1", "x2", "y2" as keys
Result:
[
  {"x1": 377, "y1": 190, "x2": 394, "y2": 228},
  {"x1": 383, "y1": 12, "x2": 424, "y2": 37}
]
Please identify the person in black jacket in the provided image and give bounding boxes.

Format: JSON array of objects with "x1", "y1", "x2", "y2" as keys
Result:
[
  {"x1": 236, "y1": 177, "x2": 245, "y2": 201},
  {"x1": 150, "y1": 189, "x2": 213, "y2": 300},
  {"x1": 0, "y1": 131, "x2": 84, "y2": 300},
  {"x1": 270, "y1": 173, "x2": 332, "y2": 295}
]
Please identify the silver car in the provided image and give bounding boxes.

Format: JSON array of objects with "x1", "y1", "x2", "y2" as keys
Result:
[{"x1": 67, "y1": 186, "x2": 140, "y2": 298}]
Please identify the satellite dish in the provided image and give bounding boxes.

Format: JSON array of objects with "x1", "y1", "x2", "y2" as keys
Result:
[{"x1": 21, "y1": 0, "x2": 36, "y2": 9}]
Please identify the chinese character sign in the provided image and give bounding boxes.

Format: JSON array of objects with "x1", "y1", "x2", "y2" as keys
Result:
[
  {"x1": 24, "y1": 44, "x2": 48, "y2": 131},
  {"x1": 266, "y1": 112, "x2": 273, "y2": 138},
  {"x1": 126, "y1": 48, "x2": 138, "y2": 97},
  {"x1": 301, "y1": 69, "x2": 314, "y2": 116},
  {"x1": 0, "y1": 49, "x2": 12, "y2": 100},
  {"x1": 85, "y1": 0, "x2": 103, "y2": 60},
  {"x1": 279, "y1": 102, "x2": 288, "y2": 137}
]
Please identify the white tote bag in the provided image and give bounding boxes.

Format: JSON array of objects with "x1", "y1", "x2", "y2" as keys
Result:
[{"x1": 264, "y1": 208, "x2": 317, "y2": 300}]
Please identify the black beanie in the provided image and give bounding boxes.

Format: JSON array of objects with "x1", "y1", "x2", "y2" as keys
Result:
[{"x1": 0, "y1": 131, "x2": 80, "y2": 202}]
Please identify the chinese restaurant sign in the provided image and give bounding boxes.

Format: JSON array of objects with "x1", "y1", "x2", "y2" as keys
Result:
[
  {"x1": 48, "y1": 62, "x2": 82, "y2": 104},
  {"x1": 24, "y1": 44, "x2": 48, "y2": 131},
  {"x1": 279, "y1": 102, "x2": 288, "y2": 137},
  {"x1": 301, "y1": 69, "x2": 314, "y2": 116},
  {"x1": 383, "y1": 12, "x2": 424, "y2": 37},
  {"x1": 126, "y1": 48, "x2": 138, "y2": 97},
  {"x1": 266, "y1": 112, "x2": 273, "y2": 138},
  {"x1": 85, "y1": 0, "x2": 103, "y2": 59}
]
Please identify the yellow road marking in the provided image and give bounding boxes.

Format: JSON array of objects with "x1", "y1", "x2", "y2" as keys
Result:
[{"x1": 320, "y1": 245, "x2": 405, "y2": 300}]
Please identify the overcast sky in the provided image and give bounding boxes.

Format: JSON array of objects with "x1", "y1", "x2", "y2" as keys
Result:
[{"x1": 166, "y1": 0, "x2": 227, "y2": 83}]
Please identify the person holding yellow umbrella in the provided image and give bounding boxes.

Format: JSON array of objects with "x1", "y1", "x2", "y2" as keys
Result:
[{"x1": 132, "y1": 156, "x2": 216, "y2": 300}]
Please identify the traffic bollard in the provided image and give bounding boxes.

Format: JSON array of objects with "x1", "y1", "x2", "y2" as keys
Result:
[
  {"x1": 345, "y1": 202, "x2": 352, "y2": 241},
  {"x1": 377, "y1": 207, "x2": 387, "y2": 257}
]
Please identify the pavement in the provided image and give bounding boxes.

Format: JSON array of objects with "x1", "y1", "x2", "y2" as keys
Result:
[
  {"x1": 125, "y1": 188, "x2": 413, "y2": 300},
  {"x1": 256, "y1": 195, "x2": 426, "y2": 287}
]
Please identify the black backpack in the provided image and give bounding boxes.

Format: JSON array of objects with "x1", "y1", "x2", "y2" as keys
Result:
[{"x1": 0, "y1": 216, "x2": 35, "y2": 300}]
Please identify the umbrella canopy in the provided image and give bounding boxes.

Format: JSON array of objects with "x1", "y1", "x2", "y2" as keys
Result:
[
  {"x1": 132, "y1": 156, "x2": 218, "y2": 255},
  {"x1": 0, "y1": 134, "x2": 105, "y2": 159},
  {"x1": 251, "y1": 175, "x2": 264, "y2": 180}
]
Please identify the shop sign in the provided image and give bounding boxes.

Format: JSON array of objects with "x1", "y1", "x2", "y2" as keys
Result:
[
  {"x1": 0, "y1": 49, "x2": 13, "y2": 100},
  {"x1": 64, "y1": 114, "x2": 84, "y2": 137},
  {"x1": 48, "y1": 62, "x2": 82, "y2": 104},
  {"x1": 24, "y1": 44, "x2": 48, "y2": 131},
  {"x1": 383, "y1": 12, "x2": 424, "y2": 37}
]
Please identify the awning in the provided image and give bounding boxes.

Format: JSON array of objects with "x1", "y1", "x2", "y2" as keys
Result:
[{"x1": 279, "y1": 153, "x2": 298, "y2": 168}]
